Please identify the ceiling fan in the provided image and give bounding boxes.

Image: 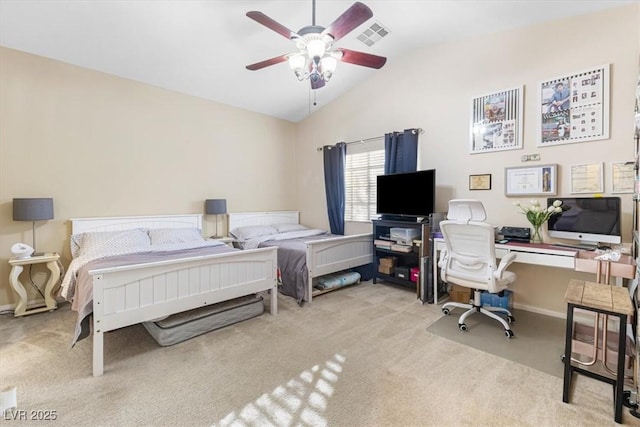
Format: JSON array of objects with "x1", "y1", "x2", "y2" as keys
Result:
[{"x1": 245, "y1": 0, "x2": 387, "y2": 90}]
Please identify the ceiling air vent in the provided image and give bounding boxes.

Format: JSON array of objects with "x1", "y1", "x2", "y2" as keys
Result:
[{"x1": 356, "y1": 22, "x2": 390, "y2": 47}]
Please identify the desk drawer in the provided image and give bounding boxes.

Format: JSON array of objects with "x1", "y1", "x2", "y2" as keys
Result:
[{"x1": 509, "y1": 251, "x2": 574, "y2": 269}]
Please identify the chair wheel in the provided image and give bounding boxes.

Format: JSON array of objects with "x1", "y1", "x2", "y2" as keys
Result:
[
  {"x1": 459, "y1": 323, "x2": 468, "y2": 332},
  {"x1": 561, "y1": 354, "x2": 566, "y2": 362},
  {"x1": 623, "y1": 390, "x2": 638, "y2": 409},
  {"x1": 442, "y1": 308, "x2": 451, "y2": 315},
  {"x1": 505, "y1": 330, "x2": 514, "y2": 338},
  {"x1": 507, "y1": 315, "x2": 515, "y2": 324}
]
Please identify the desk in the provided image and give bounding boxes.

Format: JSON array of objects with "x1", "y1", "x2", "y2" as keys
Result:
[
  {"x1": 8, "y1": 253, "x2": 61, "y2": 316},
  {"x1": 432, "y1": 238, "x2": 577, "y2": 304}
]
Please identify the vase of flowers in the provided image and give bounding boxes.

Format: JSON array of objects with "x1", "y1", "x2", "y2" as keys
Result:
[{"x1": 514, "y1": 199, "x2": 563, "y2": 244}]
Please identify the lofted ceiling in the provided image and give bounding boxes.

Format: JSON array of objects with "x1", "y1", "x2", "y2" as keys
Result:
[{"x1": 0, "y1": 0, "x2": 636, "y2": 123}]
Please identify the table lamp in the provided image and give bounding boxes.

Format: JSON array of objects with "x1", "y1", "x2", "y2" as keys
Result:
[
  {"x1": 13, "y1": 198, "x2": 54, "y2": 256},
  {"x1": 205, "y1": 199, "x2": 227, "y2": 238}
]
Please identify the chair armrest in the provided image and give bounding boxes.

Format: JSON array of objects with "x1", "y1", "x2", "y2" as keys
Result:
[
  {"x1": 495, "y1": 252, "x2": 517, "y2": 279},
  {"x1": 437, "y1": 249, "x2": 448, "y2": 268}
]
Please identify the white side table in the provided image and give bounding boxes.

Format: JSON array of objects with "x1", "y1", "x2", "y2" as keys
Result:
[{"x1": 8, "y1": 253, "x2": 61, "y2": 316}]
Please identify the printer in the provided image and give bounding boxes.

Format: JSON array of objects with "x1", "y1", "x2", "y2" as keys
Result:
[{"x1": 390, "y1": 227, "x2": 421, "y2": 245}]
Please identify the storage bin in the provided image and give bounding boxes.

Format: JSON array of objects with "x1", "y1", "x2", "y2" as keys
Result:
[
  {"x1": 379, "y1": 257, "x2": 398, "y2": 267},
  {"x1": 480, "y1": 290, "x2": 513, "y2": 309},
  {"x1": 410, "y1": 267, "x2": 420, "y2": 283},
  {"x1": 378, "y1": 265, "x2": 394, "y2": 275},
  {"x1": 448, "y1": 284, "x2": 472, "y2": 303},
  {"x1": 395, "y1": 266, "x2": 410, "y2": 280}
]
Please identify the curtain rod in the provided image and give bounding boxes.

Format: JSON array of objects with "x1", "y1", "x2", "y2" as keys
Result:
[{"x1": 316, "y1": 128, "x2": 423, "y2": 151}]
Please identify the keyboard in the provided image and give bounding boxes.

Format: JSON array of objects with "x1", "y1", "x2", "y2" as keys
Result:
[{"x1": 549, "y1": 243, "x2": 596, "y2": 251}]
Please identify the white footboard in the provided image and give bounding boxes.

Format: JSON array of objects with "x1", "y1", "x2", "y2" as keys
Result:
[
  {"x1": 90, "y1": 247, "x2": 278, "y2": 376},
  {"x1": 305, "y1": 233, "x2": 373, "y2": 302}
]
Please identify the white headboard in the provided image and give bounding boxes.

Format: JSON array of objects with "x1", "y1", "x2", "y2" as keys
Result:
[
  {"x1": 228, "y1": 211, "x2": 299, "y2": 231},
  {"x1": 70, "y1": 214, "x2": 203, "y2": 234}
]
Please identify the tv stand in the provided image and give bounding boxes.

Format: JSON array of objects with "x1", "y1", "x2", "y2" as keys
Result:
[{"x1": 372, "y1": 219, "x2": 441, "y2": 303}]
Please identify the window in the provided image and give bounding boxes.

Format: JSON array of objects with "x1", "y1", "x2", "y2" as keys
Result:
[{"x1": 345, "y1": 141, "x2": 384, "y2": 222}]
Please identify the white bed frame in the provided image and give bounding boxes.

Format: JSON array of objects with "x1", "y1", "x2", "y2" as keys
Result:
[
  {"x1": 228, "y1": 211, "x2": 373, "y2": 302},
  {"x1": 70, "y1": 214, "x2": 278, "y2": 377}
]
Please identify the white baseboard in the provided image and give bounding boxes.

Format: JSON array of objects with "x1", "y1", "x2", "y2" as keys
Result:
[{"x1": 513, "y1": 302, "x2": 565, "y2": 319}]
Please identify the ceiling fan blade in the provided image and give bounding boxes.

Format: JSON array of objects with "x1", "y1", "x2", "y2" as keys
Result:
[
  {"x1": 322, "y1": 2, "x2": 373, "y2": 42},
  {"x1": 310, "y1": 78, "x2": 326, "y2": 90},
  {"x1": 246, "y1": 54, "x2": 289, "y2": 71},
  {"x1": 246, "y1": 11, "x2": 298, "y2": 40},
  {"x1": 337, "y1": 48, "x2": 387, "y2": 69}
]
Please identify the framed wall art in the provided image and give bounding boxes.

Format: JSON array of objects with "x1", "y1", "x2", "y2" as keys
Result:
[
  {"x1": 470, "y1": 86, "x2": 523, "y2": 154},
  {"x1": 570, "y1": 163, "x2": 603, "y2": 194},
  {"x1": 469, "y1": 174, "x2": 491, "y2": 190},
  {"x1": 538, "y1": 64, "x2": 610, "y2": 147},
  {"x1": 611, "y1": 161, "x2": 635, "y2": 194},
  {"x1": 505, "y1": 164, "x2": 557, "y2": 196}
]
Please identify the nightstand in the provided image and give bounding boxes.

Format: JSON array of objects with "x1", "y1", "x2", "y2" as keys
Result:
[
  {"x1": 8, "y1": 252, "x2": 61, "y2": 316},
  {"x1": 210, "y1": 237, "x2": 235, "y2": 248}
]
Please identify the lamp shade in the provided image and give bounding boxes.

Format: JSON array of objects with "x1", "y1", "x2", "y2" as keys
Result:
[
  {"x1": 13, "y1": 198, "x2": 54, "y2": 221},
  {"x1": 205, "y1": 199, "x2": 227, "y2": 215}
]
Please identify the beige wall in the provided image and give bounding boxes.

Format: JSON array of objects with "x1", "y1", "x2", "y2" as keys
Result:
[
  {"x1": 0, "y1": 47, "x2": 297, "y2": 307},
  {"x1": 1, "y1": 5, "x2": 638, "y2": 315},
  {"x1": 295, "y1": 4, "x2": 640, "y2": 316}
]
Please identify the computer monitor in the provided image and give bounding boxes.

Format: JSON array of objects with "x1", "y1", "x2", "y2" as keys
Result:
[{"x1": 546, "y1": 197, "x2": 621, "y2": 246}]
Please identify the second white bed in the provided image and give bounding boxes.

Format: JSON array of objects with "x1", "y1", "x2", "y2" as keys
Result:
[{"x1": 228, "y1": 211, "x2": 373, "y2": 303}]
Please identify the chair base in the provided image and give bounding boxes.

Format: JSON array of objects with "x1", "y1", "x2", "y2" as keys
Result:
[{"x1": 442, "y1": 291, "x2": 515, "y2": 338}]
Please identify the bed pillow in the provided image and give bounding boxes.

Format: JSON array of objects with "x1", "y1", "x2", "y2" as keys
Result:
[
  {"x1": 229, "y1": 225, "x2": 278, "y2": 241},
  {"x1": 73, "y1": 228, "x2": 151, "y2": 258},
  {"x1": 149, "y1": 228, "x2": 204, "y2": 245},
  {"x1": 273, "y1": 223, "x2": 308, "y2": 233}
]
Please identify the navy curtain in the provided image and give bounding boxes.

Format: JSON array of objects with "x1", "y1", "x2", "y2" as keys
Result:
[
  {"x1": 323, "y1": 142, "x2": 347, "y2": 235},
  {"x1": 384, "y1": 129, "x2": 419, "y2": 174}
]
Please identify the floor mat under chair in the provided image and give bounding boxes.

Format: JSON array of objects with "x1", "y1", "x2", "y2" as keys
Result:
[{"x1": 426, "y1": 308, "x2": 566, "y2": 378}]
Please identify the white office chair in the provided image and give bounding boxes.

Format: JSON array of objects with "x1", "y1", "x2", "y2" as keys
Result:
[{"x1": 439, "y1": 199, "x2": 517, "y2": 338}]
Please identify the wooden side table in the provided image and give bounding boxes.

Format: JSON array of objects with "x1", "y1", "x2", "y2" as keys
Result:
[
  {"x1": 563, "y1": 279, "x2": 634, "y2": 423},
  {"x1": 8, "y1": 253, "x2": 61, "y2": 316}
]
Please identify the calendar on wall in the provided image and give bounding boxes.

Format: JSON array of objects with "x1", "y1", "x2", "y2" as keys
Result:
[{"x1": 538, "y1": 64, "x2": 610, "y2": 147}]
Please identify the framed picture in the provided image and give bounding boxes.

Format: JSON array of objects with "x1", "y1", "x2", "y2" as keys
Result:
[
  {"x1": 469, "y1": 174, "x2": 491, "y2": 190},
  {"x1": 611, "y1": 161, "x2": 635, "y2": 194},
  {"x1": 570, "y1": 163, "x2": 603, "y2": 194},
  {"x1": 470, "y1": 86, "x2": 523, "y2": 154},
  {"x1": 505, "y1": 164, "x2": 557, "y2": 196},
  {"x1": 538, "y1": 64, "x2": 610, "y2": 147}
]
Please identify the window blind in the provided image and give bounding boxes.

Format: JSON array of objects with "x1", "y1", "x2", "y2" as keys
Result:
[{"x1": 345, "y1": 144, "x2": 384, "y2": 222}]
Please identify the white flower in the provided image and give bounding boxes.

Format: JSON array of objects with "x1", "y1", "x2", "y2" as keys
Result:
[{"x1": 515, "y1": 199, "x2": 564, "y2": 228}]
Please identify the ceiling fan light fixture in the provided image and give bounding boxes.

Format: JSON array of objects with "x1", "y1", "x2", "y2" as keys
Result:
[
  {"x1": 320, "y1": 55, "x2": 337, "y2": 81},
  {"x1": 306, "y1": 39, "x2": 326, "y2": 60},
  {"x1": 288, "y1": 54, "x2": 306, "y2": 71}
]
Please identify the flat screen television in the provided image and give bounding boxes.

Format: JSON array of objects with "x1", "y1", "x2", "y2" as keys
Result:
[
  {"x1": 376, "y1": 169, "x2": 435, "y2": 221},
  {"x1": 546, "y1": 196, "x2": 621, "y2": 246}
]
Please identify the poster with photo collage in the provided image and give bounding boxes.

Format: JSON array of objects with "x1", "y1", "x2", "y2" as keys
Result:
[
  {"x1": 470, "y1": 86, "x2": 523, "y2": 154},
  {"x1": 538, "y1": 64, "x2": 610, "y2": 147}
]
